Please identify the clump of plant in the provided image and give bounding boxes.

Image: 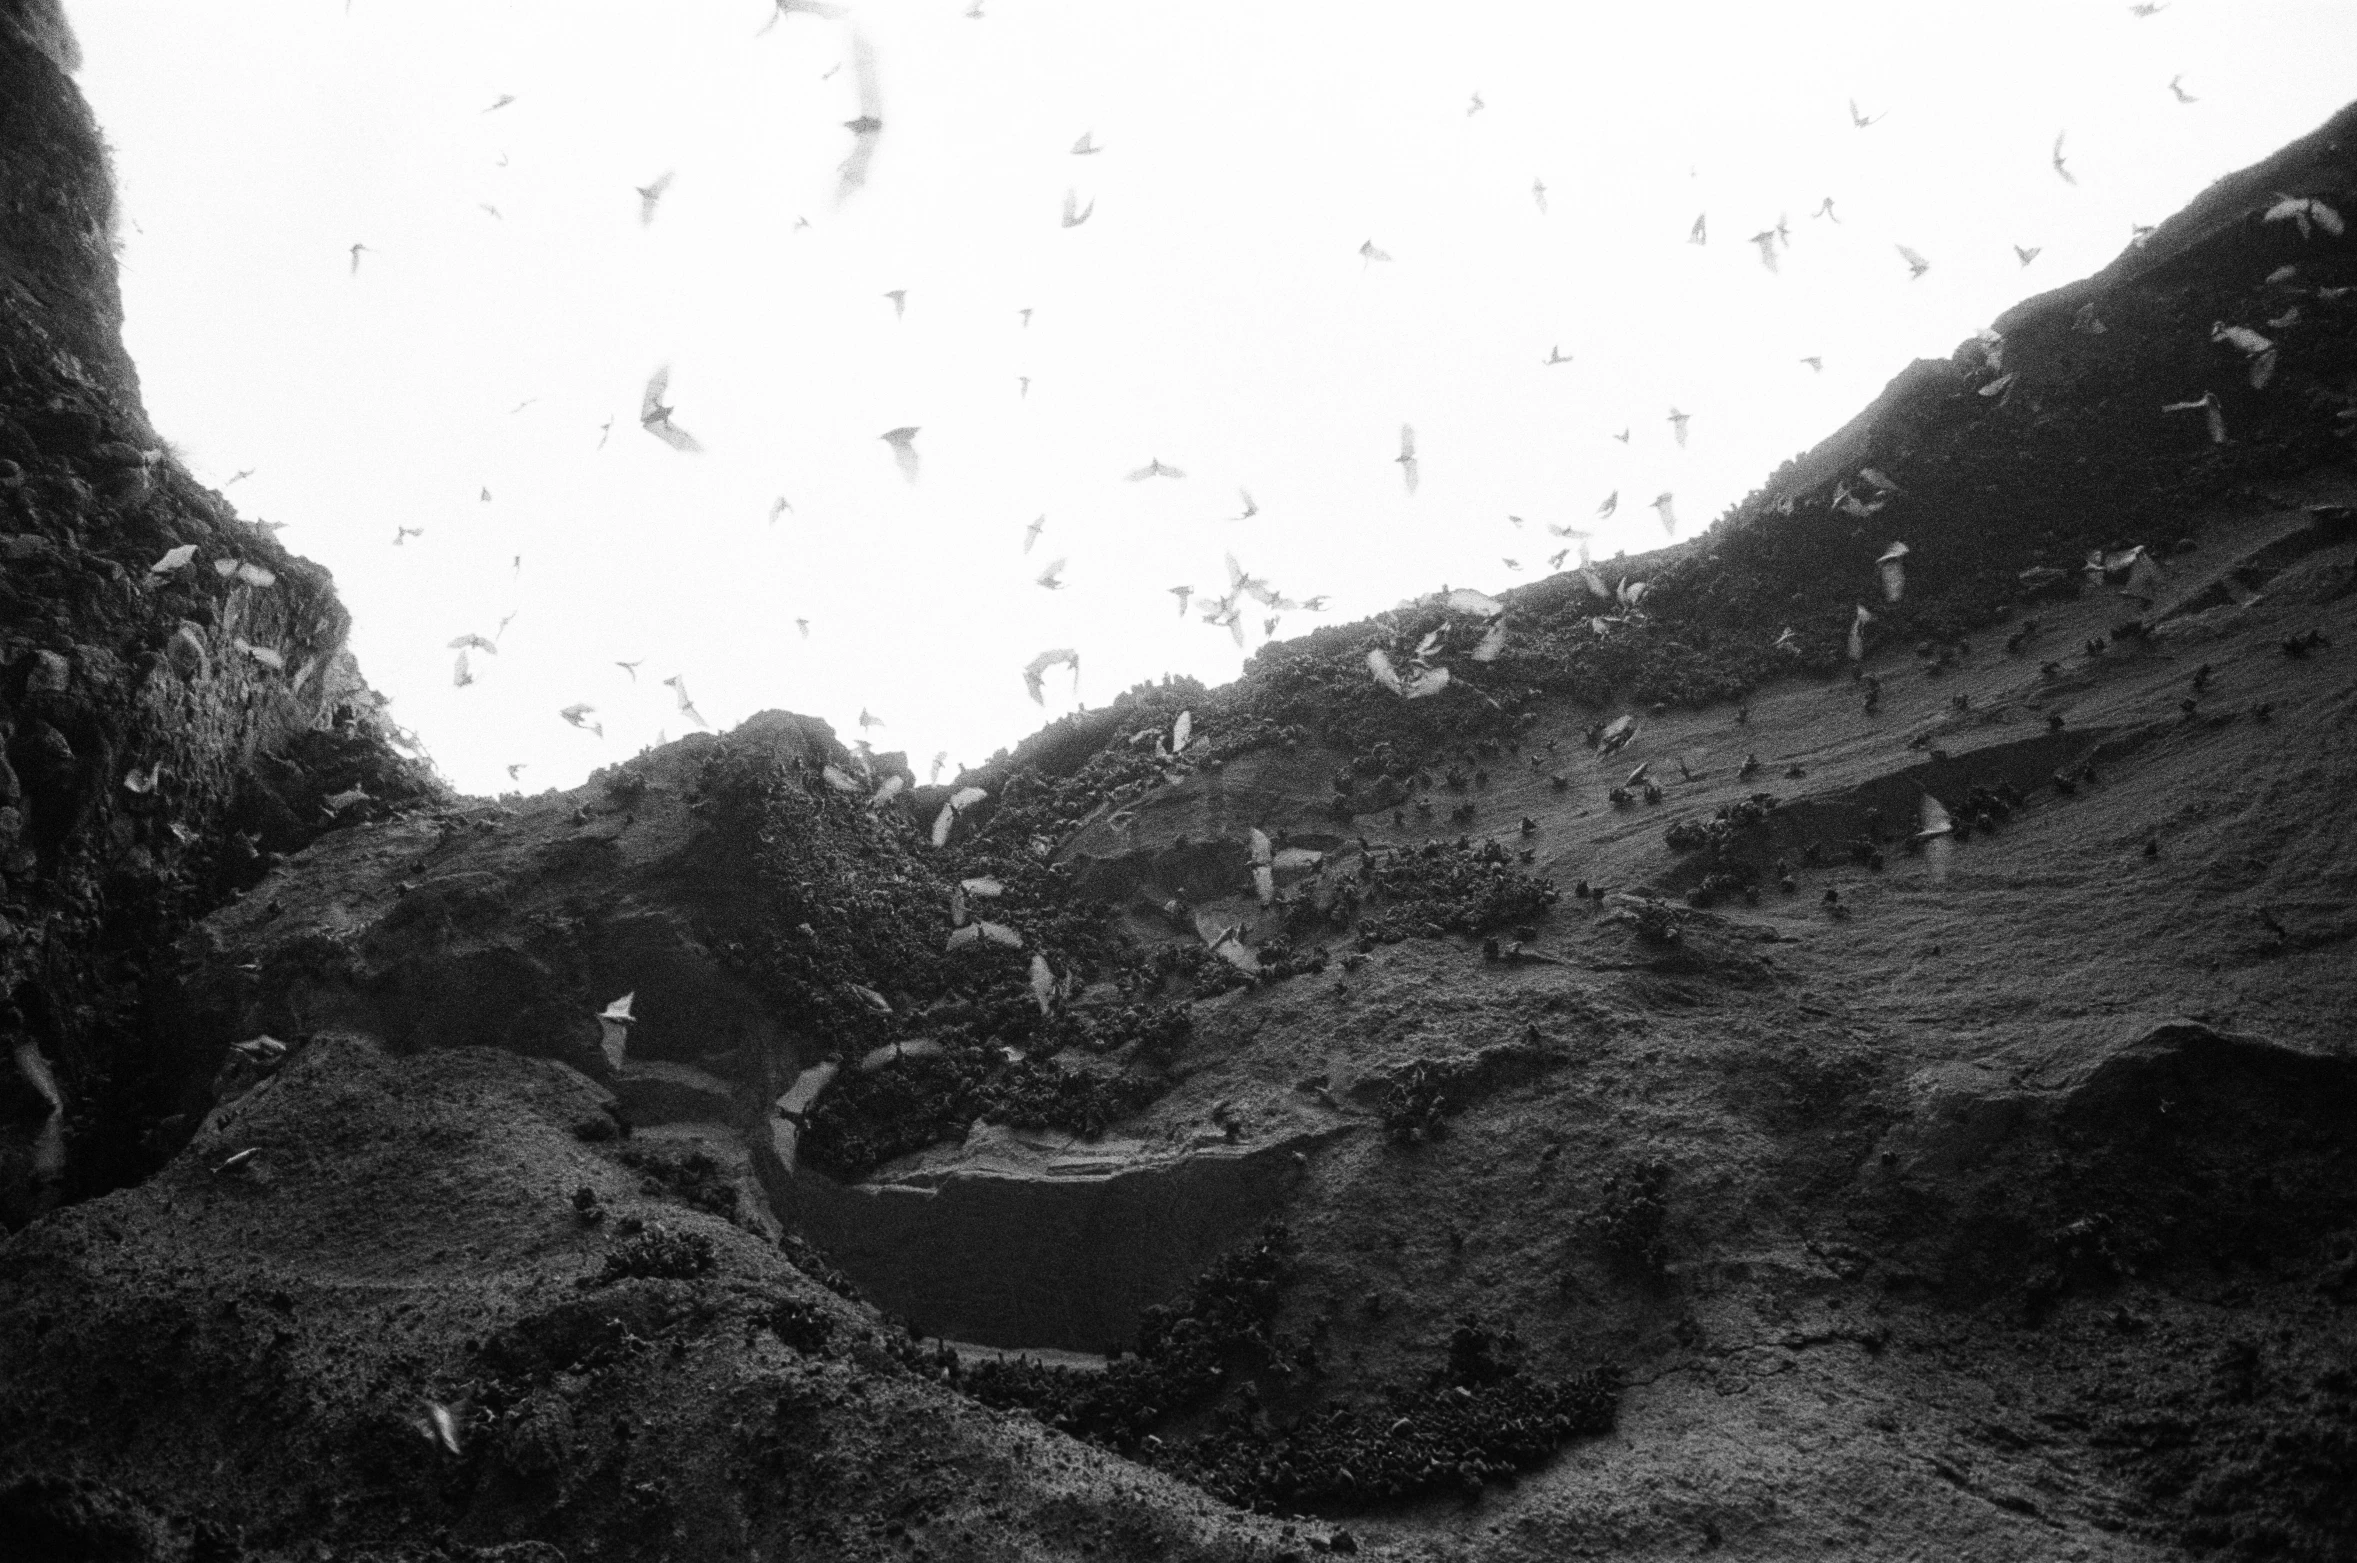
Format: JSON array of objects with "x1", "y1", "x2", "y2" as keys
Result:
[{"x1": 593, "y1": 1223, "x2": 716, "y2": 1284}]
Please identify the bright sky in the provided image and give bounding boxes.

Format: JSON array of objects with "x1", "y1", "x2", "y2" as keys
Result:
[{"x1": 67, "y1": 1, "x2": 2357, "y2": 795}]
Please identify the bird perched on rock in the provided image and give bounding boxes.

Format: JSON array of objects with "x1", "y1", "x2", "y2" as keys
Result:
[
  {"x1": 640, "y1": 366, "x2": 703, "y2": 452},
  {"x1": 880, "y1": 425, "x2": 920, "y2": 482}
]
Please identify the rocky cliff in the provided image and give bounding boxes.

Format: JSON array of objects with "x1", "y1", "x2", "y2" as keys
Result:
[{"x1": 3, "y1": 9, "x2": 2354, "y2": 1561}]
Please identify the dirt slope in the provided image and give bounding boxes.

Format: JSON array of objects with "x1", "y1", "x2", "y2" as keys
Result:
[{"x1": 3, "y1": 19, "x2": 2356, "y2": 1563}]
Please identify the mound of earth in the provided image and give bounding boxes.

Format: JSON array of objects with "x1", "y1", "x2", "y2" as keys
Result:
[{"x1": 5, "y1": 14, "x2": 2357, "y2": 1562}]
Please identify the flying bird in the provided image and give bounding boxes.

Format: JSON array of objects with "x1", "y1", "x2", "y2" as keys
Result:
[
  {"x1": 1750, "y1": 229, "x2": 1779, "y2": 272},
  {"x1": 1610, "y1": 428, "x2": 1630, "y2": 444},
  {"x1": 479, "y1": 486, "x2": 492, "y2": 503},
  {"x1": 452, "y1": 650, "x2": 476, "y2": 688},
  {"x1": 506, "y1": 764, "x2": 526, "y2": 781},
  {"x1": 1651, "y1": 492, "x2": 1677, "y2": 537},
  {"x1": 1848, "y1": 98, "x2": 1883, "y2": 128},
  {"x1": 663, "y1": 674, "x2": 710, "y2": 730},
  {"x1": 2015, "y1": 244, "x2": 2042, "y2": 267},
  {"x1": 795, "y1": 619, "x2": 810, "y2": 638},
  {"x1": 1895, "y1": 244, "x2": 1930, "y2": 280},
  {"x1": 1017, "y1": 376, "x2": 1030, "y2": 398},
  {"x1": 1070, "y1": 131, "x2": 1100, "y2": 155},
  {"x1": 1126, "y1": 456, "x2": 1184, "y2": 481},
  {"x1": 1688, "y1": 213, "x2": 1707, "y2": 245},
  {"x1": 347, "y1": 242, "x2": 371, "y2": 276},
  {"x1": 2129, "y1": 2, "x2": 2166, "y2": 14},
  {"x1": 834, "y1": 28, "x2": 884, "y2": 205},
  {"x1": 1060, "y1": 189, "x2": 1094, "y2": 227},
  {"x1": 1812, "y1": 197, "x2": 1838, "y2": 222},
  {"x1": 769, "y1": 497, "x2": 792, "y2": 523},
  {"x1": 1547, "y1": 548, "x2": 1569, "y2": 569},
  {"x1": 1597, "y1": 491, "x2": 1618, "y2": 518},
  {"x1": 448, "y1": 633, "x2": 497, "y2": 655},
  {"x1": 2264, "y1": 195, "x2": 2345, "y2": 241},
  {"x1": 1035, "y1": 556, "x2": 1068, "y2": 590},
  {"x1": 1359, "y1": 239, "x2": 1392, "y2": 265},
  {"x1": 1467, "y1": 91, "x2": 1484, "y2": 116},
  {"x1": 615, "y1": 660, "x2": 641, "y2": 680},
  {"x1": 1234, "y1": 489, "x2": 1258, "y2": 520},
  {"x1": 1800, "y1": 356, "x2": 1823, "y2": 372},
  {"x1": 858, "y1": 707, "x2": 883, "y2": 732},
  {"x1": 1532, "y1": 178, "x2": 1548, "y2": 214},
  {"x1": 1878, "y1": 541, "x2": 1909, "y2": 603},
  {"x1": 560, "y1": 703, "x2": 603, "y2": 737},
  {"x1": 759, "y1": 0, "x2": 846, "y2": 31},
  {"x1": 636, "y1": 171, "x2": 674, "y2": 226},
  {"x1": 225, "y1": 468, "x2": 255, "y2": 486},
  {"x1": 596, "y1": 417, "x2": 613, "y2": 448},
  {"x1": 880, "y1": 425, "x2": 920, "y2": 483},
  {"x1": 1022, "y1": 648, "x2": 1080, "y2": 705},
  {"x1": 639, "y1": 366, "x2": 704, "y2": 452},
  {"x1": 393, "y1": 525, "x2": 422, "y2": 545},
  {"x1": 1396, "y1": 425, "x2": 1419, "y2": 494},
  {"x1": 1023, "y1": 514, "x2": 1046, "y2": 553},
  {"x1": 2051, "y1": 132, "x2": 2076, "y2": 185},
  {"x1": 1017, "y1": 307, "x2": 1032, "y2": 328},
  {"x1": 1544, "y1": 345, "x2": 1573, "y2": 366},
  {"x1": 485, "y1": 94, "x2": 516, "y2": 113},
  {"x1": 1170, "y1": 585, "x2": 1192, "y2": 615},
  {"x1": 2163, "y1": 391, "x2": 2226, "y2": 444},
  {"x1": 883, "y1": 288, "x2": 906, "y2": 319},
  {"x1": 2167, "y1": 75, "x2": 2197, "y2": 104},
  {"x1": 1667, "y1": 408, "x2": 1691, "y2": 446}
]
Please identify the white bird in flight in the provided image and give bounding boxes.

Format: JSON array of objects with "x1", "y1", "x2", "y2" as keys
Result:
[
  {"x1": 880, "y1": 426, "x2": 920, "y2": 483},
  {"x1": 1396, "y1": 425, "x2": 1419, "y2": 494},
  {"x1": 1126, "y1": 456, "x2": 1184, "y2": 481},
  {"x1": 639, "y1": 365, "x2": 703, "y2": 452},
  {"x1": 636, "y1": 171, "x2": 673, "y2": 226}
]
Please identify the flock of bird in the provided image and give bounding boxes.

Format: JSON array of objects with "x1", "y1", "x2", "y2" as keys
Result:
[{"x1": 307, "y1": 0, "x2": 2229, "y2": 780}]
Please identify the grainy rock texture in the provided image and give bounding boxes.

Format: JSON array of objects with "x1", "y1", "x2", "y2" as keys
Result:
[{"x1": 3, "y1": 12, "x2": 2356, "y2": 1562}]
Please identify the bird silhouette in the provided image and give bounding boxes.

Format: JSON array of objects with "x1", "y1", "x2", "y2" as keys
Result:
[
  {"x1": 560, "y1": 703, "x2": 602, "y2": 737},
  {"x1": 1667, "y1": 408, "x2": 1690, "y2": 447},
  {"x1": 1017, "y1": 307, "x2": 1032, "y2": 327},
  {"x1": 596, "y1": 417, "x2": 613, "y2": 448},
  {"x1": 795, "y1": 619, "x2": 811, "y2": 638},
  {"x1": 1895, "y1": 244, "x2": 1930, "y2": 280},
  {"x1": 639, "y1": 366, "x2": 704, "y2": 452},
  {"x1": 2167, "y1": 75, "x2": 2197, "y2": 103},
  {"x1": 1597, "y1": 492, "x2": 1618, "y2": 518},
  {"x1": 615, "y1": 660, "x2": 641, "y2": 680},
  {"x1": 485, "y1": 94, "x2": 517, "y2": 113},
  {"x1": 1545, "y1": 345, "x2": 1573, "y2": 365},
  {"x1": 1061, "y1": 189, "x2": 1094, "y2": 227},
  {"x1": 1800, "y1": 356, "x2": 1823, "y2": 372},
  {"x1": 1848, "y1": 98, "x2": 1883, "y2": 128},
  {"x1": 225, "y1": 468, "x2": 255, "y2": 486},
  {"x1": 1035, "y1": 557, "x2": 1068, "y2": 590},
  {"x1": 1235, "y1": 489, "x2": 1258, "y2": 520},
  {"x1": 1611, "y1": 428, "x2": 1631, "y2": 444},
  {"x1": 1023, "y1": 649, "x2": 1080, "y2": 705},
  {"x1": 834, "y1": 29, "x2": 884, "y2": 205},
  {"x1": 507, "y1": 764, "x2": 526, "y2": 781},
  {"x1": 881, "y1": 426, "x2": 920, "y2": 483},
  {"x1": 2015, "y1": 244, "x2": 2041, "y2": 266},
  {"x1": 1812, "y1": 197, "x2": 1839, "y2": 222},
  {"x1": 393, "y1": 525, "x2": 422, "y2": 545},
  {"x1": 663, "y1": 675, "x2": 709, "y2": 730},
  {"x1": 635, "y1": 171, "x2": 673, "y2": 226},
  {"x1": 1532, "y1": 178, "x2": 1548, "y2": 214},
  {"x1": 1467, "y1": 91, "x2": 1484, "y2": 116},
  {"x1": 347, "y1": 242, "x2": 371, "y2": 276},
  {"x1": 883, "y1": 288, "x2": 906, "y2": 319},
  {"x1": 2051, "y1": 132, "x2": 2076, "y2": 185},
  {"x1": 769, "y1": 497, "x2": 792, "y2": 523},
  {"x1": 858, "y1": 707, "x2": 883, "y2": 732},
  {"x1": 1023, "y1": 515, "x2": 1046, "y2": 553},
  {"x1": 1652, "y1": 492, "x2": 1678, "y2": 537},
  {"x1": 1395, "y1": 426, "x2": 1419, "y2": 494},
  {"x1": 1126, "y1": 457, "x2": 1184, "y2": 481},
  {"x1": 1359, "y1": 239, "x2": 1392, "y2": 265},
  {"x1": 1170, "y1": 585, "x2": 1193, "y2": 615},
  {"x1": 1750, "y1": 229, "x2": 1779, "y2": 272},
  {"x1": 1547, "y1": 548, "x2": 1569, "y2": 569},
  {"x1": 1070, "y1": 131, "x2": 1100, "y2": 155},
  {"x1": 1688, "y1": 213, "x2": 1707, "y2": 245}
]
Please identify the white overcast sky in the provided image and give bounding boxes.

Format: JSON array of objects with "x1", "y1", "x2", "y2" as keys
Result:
[{"x1": 67, "y1": 1, "x2": 2357, "y2": 795}]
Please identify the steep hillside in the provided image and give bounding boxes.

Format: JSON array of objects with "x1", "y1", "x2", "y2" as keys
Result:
[{"x1": 3, "y1": 11, "x2": 2355, "y2": 1561}]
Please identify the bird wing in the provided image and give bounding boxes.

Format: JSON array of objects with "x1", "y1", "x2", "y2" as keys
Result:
[
  {"x1": 647, "y1": 419, "x2": 703, "y2": 453},
  {"x1": 640, "y1": 366, "x2": 669, "y2": 422},
  {"x1": 1036, "y1": 557, "x2": 1066, "y2": 586},
  {"x1": 1399, "y1": 424, "x2": 1416, "y2": 460}
]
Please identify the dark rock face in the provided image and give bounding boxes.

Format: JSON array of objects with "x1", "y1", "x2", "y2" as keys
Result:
[{"x1": 0, "y1": 5, "x2": 436, "y2": 1224}]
